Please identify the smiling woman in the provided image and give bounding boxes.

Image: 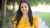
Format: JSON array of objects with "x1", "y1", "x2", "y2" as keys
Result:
[{"x1": 12, "y1": 0, "x2": 39, "y2": 28}]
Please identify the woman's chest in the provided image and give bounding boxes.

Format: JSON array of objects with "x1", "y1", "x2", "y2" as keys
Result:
[
  {"x1": 16, "y1": 16, "x2": 38, "y2": 28},
  {"x1": 17, "y1": 17, "x2": 33, "y2": 28}
]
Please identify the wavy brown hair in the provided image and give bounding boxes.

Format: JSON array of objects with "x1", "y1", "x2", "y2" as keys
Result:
[{"x1": 16, "y1": 0, "x2": 33, "y2": 26}]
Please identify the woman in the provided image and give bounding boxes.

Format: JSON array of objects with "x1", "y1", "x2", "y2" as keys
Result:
[{"x1": 12, "y1": 0, "x2": 39, "y2": 28}]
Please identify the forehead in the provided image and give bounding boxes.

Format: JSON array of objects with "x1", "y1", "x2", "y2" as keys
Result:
[{"x1": 21, "y1": 3, "x2": 28, "y2": 6}]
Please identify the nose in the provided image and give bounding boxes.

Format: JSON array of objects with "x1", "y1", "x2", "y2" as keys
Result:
[{"x1": 23, "y1": 7, "x2": 26, "y2": 11}]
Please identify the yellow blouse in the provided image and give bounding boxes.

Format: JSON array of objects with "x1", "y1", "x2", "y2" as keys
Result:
[{"x1": 12, "y1": 16, "x2": 39, "y2": 28}]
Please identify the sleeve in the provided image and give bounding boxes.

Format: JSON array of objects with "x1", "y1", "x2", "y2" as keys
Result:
[
  {"x1": 32, "y1": 16, "x2": 39, "y2": 28},
  {"x1": 12, "y1": 16, "x2": 17, "y2": 28}
]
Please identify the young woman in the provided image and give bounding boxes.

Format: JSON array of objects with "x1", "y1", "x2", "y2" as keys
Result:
[{"x1": 12, "y1": 0, "x2": 39, "y2": 28}]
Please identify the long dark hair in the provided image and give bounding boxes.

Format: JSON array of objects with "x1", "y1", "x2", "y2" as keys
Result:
[{"x1": 16, "y1": 0, "x2": 33, "y2": 26}]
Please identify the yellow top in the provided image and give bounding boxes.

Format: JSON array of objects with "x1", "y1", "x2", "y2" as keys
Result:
[{"x1": 12, "y1": 16, "x2": 39, "y2": 28}]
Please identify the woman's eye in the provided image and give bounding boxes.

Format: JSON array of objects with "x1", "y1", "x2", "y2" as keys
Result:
[
  {"x1": 25, "y1": 6, "x2": 28, "y2": 8},
  {"x1": 25, "y1": 6, "x2": 27, "y2": 8},
  {"x1": 21, "y1": 7, "x2": 23, "y2": 8}
]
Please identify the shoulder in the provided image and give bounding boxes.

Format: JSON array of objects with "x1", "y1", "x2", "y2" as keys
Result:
[
  {"x1": 32, "y1": 16, "x2": 40, "y2": 27},
  {"x1": 32, "y1": 16, "x2": 40, "y2": 21},
  {"x1": 33, "y1": 16, "x2": 40, "y2": 19},
  {"x1": 12, "y1": 15, "x2": 16, "y2": 22}
]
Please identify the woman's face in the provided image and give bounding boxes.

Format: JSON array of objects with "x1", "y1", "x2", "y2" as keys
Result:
[{"x1": 20, "y1": 3, "x2": 29, "y2": 14}]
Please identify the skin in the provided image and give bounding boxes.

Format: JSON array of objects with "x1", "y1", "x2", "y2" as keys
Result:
[{"x1": 20, "y1": 3, "x2": 29, "y2": 16}]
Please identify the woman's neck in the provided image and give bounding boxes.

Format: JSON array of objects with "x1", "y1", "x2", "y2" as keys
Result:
[
  {"x1": 23, "y1": 13, "x2": 28, "y2": 16},
  {"x1": 22, "y1": 14, "x2": 29, "y2": 19}
]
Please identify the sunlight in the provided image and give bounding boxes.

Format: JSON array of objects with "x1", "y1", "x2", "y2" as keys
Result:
[
  {"x1": 7, "y1": 4, "x2": 13, "y2": 10},
  {"x1": 31, "y1": 3, "x2": 50, "y2": 12}
]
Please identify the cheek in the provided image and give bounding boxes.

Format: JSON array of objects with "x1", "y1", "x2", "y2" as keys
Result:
[
  {"x1": 26, "y1": 7, "x2": 29, "y2": 12},
  {"x1": 21, "y1": 8, "x2": 24, "y2": 12}
]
